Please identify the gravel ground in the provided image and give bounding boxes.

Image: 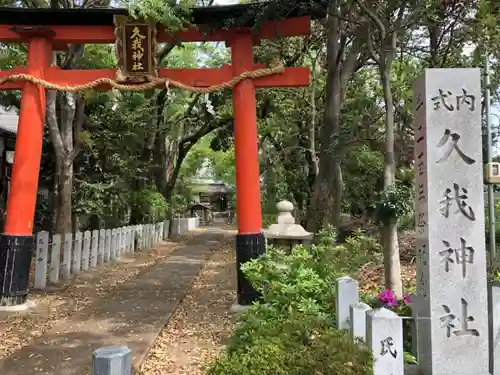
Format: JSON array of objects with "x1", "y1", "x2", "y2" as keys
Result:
[
  {"x1": 357, "y1": 231, "x2": 417, "y2": 294},
  {"x1": 137, "y1": 239, "x2": 236, "y2": 375}
]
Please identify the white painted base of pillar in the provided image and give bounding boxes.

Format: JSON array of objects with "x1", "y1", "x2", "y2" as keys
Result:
[
  {"x1": 230, "y1": 303, "x2": 251, "y2": 313},
  {"x1": 0, "y1": 299, "x2": 36, "y2": 313}
]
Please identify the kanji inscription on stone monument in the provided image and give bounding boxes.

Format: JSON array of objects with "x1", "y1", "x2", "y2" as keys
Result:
[
  {"x1": 380, "y1": 336, "x2": 398, "y2": 358},
  {"x1": 413, "y1": 69, "x2": 488, "y2": 375},
  {"x1": 366, "y1": 308, "x2": 404, "y2": 375}
]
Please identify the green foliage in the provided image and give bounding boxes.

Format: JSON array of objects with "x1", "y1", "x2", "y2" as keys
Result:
[
  {"x1": 131, "y1": 188, "x2": 169, "y2": 222},
  {"x1": 242, "y1": 245, "x2": 338, "y2": 316},
  {"x1": 344, "y1": 228, "x2": 382, "y2": 252},
  {"x1": 75, "y1": 92, "x2": 152, "y2": 226},
  {"x1": 124, "y1": 0, "x2": 192, "y2": 30},
  {"x1": 73, "y1": 181, "x2": 129, "y2": 229},
  {"x1": 0, "y1": 44, "x2": 25, "y2": 69},
  {"x1": 76, "y1": 44, "x2": 116, "y2": 69},
  {"x1": 262, "y1": 213, "x2": 277, "y2": 228},
  {"x1": 170, "y1": 191, "x2": 190, "y2": 215},
  {"x1": 207, "y1": 317, "x2": 373, "y2": 375},
  {"x1": 34, "y1": 193, "x2": 51, "y2": 232},
  {"x1": 342, "y1": 146, "x2": 384, "y2": 217},
  {"x1": 207, "y1": 228, "x2": 378, "y2": 375},
  {"x1": 394, "y1": 168, "x2": 416, "y2": 230},
  {"x1": 374, "y1": 183, "x2": 414, "y2": 225},
  {"x1": 405, "y1": 352, "x2": 418, "y2": 364},
  {"x1": 211, "y1": 148, "x2": 236, "y2": 185},
  {"x1": 485, "y1": 197, "x2": 500, "y2": 279},
  {"x1": 180, "y1": 135, "x2": 236, "y2": 185}
]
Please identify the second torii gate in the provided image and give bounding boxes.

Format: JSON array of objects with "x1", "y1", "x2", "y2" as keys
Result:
[{"x1": 0, "y1": 5, "x2": 311, "y2": 307}]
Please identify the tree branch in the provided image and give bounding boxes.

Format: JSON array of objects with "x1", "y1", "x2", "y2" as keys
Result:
[
  {"x1": 340, "y1": 36, "x2": 365, "y2": 97},
  {"x1": 356, "y1": 0, "x2": 386, "y2": 39},
  {"x1": 157, "y1": 44, "x2": 177, "y2": 64},
  {"x1": 181, "y1": 117, "x2": 232, "y2": 145},
  {"x1": 365, "y1": 24, "x2": 380, "y2": 64}
]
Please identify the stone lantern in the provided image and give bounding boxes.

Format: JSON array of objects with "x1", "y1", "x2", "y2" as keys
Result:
[{"x1": 264, "y1": 200, "x2": 314, "y2": 251}]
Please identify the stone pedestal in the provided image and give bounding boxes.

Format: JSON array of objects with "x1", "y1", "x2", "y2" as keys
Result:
[{"x1": 264, "y1": 200, "x2": 313, "y2": 251}]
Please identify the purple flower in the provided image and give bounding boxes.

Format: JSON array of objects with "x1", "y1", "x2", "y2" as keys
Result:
[
  {"x1": 403, "y1": 293, "x2": 412, "y2": 305},
  {"x1": 377, "y1": 289, "x2": 398, "y2": 307}
]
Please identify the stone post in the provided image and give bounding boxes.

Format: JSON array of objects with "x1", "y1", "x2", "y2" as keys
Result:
[
  {"x1": 350, "y1": 302, "x2": 371, "y2": 342},
  {"x1": 34, "y1": 231, "x2": 49, "y2": 290},
  {"x1": 72, "y1": 231, "x2": 82, "y2": 274},
  {"x1": 90, "y1": 230, "x2": 99, "y2": 268},
  {"x1": 62, "y1": 233, "x2": 72, "y2": 279},
  {"x1": 366, "y1": 308, "x2": 404, "y2": 375},
  {"x1": 92, "y1": 346, "x2": 132, "y2": 375},
  {"x1": 49, "y1": 234, "x2": 61, "y2": 283},
  {"x1": 335, "y1": 276, "x2": 359, "y2": 330}
]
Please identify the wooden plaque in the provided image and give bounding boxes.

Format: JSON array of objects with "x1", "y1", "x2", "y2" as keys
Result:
[{"x1": 114, "y1": 15, "x2": 157, "y2": 80}]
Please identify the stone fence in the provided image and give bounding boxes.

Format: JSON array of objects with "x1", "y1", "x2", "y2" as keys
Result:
[
  {"x1": 34, "y1": 218, "x2": 200, "y2": 291},
  {"x1": 336, "y1": 275, "x2": 500, "y2": 375},
  {"x1": 170, "y1": 217, "x2": 199, "y2": 236}
]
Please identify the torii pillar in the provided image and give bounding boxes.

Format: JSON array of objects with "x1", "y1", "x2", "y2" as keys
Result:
[
  {"x1": 230, "y1": 32, "x2": 264, "y2": 306},
  {"x1": 0, "y1": 29, "x2": 52, "y2": 307}
]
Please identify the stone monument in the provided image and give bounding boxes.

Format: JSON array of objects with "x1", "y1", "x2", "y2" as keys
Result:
[
  {"x1": 413, "y1": 69, "x2": 488, "y2": 375},
  {"x1": 264, "y1": 200, "x2": 314, "y2": 251},
  {"x1": 366, "y1": 308, "x2": 404, "y2": 375}
]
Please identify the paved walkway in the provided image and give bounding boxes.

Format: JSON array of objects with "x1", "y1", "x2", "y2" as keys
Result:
[{"x1": 0, "y1": 230, "x2": 228, "y2": 375}]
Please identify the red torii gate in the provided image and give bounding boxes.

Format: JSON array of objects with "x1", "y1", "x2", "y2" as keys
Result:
[{"x1": 0, "y1": 6, "x2": 310, "y2": 307}]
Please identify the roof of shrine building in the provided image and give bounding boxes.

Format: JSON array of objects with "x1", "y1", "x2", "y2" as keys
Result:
[{"x1": 0, "y1": 2, "x2": 324, "y2": 26}]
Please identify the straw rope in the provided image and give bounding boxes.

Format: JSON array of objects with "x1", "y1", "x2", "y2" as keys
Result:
[{"x1": 0, "y1": 62, "x2": 285, "y2": 93}]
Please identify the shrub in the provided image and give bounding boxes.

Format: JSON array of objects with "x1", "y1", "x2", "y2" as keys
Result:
[
  {"x1": 206, "y1": 229, "x2": 378, "y2": 375},
  {"x1": 207, "y1": 313, "x2": 373, "y2": 375},
  {"x1": 242, "y1": 244, "x2": 337, "y2": 316}
]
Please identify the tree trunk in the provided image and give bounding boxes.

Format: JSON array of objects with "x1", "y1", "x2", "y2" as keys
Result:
[
  {"x1": 380, "y1": 58, "x2": 403, "y2": 297},
  {"x1": 306, "y1": 1, "x2": 365, "y2": 233},
  {"x1": 355, "y1": 0, "x2": 407, "y2": 297},
  {"x1": 382, "y1": 218, "x2": 401, "y2": 296},
  {"x1": 309, "y1": 55, "x2": 319, "y2": 178},
  {"x1": 307, "y1": 0, "x2": 342, "y2": 232},
  {"x1": 46, "y1": 87, "x2": 84, "y2": 234},
  {"x1": 163, "y1": 143, "x2": 191, "y2": 201},
  {"x1": 153, "y1": 131, "x2": 167, "y2": 192},
  {"x1": 55, "y1": 162, "x2": 73, "y2": 234},
  {"x1": 304, "y1": 55, "x2": 320, "y2": 225},
  {"x1": 309, "y1": 82, "x2": 343, "y2": 232},
  {"x1": 51, "y1": 157, "x2": 61, "y2": 234},
  {"x1": 265, "y1": 166, "x2": 278, "y2": 213},
  {"x1": 382, "y1": 68, "x2": 396, "y2": 187}
]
